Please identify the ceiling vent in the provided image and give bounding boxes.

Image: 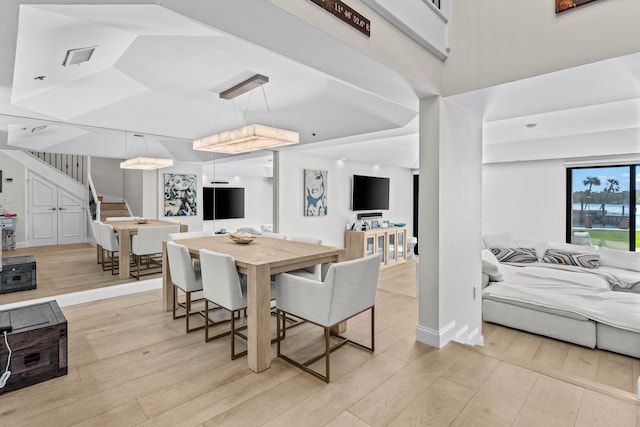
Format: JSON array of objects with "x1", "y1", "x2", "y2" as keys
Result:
[{"x1": 62, "y1": 46, "x2": 98, "y2": 67}]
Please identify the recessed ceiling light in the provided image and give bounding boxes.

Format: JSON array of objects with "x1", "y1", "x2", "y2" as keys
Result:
[{"x1": 525, "y1": 123, "x2": 537, "y2": 128}]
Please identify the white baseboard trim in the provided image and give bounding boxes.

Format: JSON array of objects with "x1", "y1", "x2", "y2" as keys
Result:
[
  {"x1": 415, "y1": 320, "x2": 456, "y2": 348},
  {"x1": 0, "y1": 278, "x2": 162, "y2": 310},
  {"x1": 456, "y1": 325, "x2": 484, "y2": 346}
]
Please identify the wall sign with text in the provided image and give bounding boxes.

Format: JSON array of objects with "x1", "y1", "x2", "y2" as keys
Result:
[{"x1": 309, "y1": 0, "x2": 370, "y2": 37}]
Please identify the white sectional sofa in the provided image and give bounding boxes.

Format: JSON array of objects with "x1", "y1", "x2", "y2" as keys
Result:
[{"x1": 481, "y1": 232, "x2": 640, "y2": 358}]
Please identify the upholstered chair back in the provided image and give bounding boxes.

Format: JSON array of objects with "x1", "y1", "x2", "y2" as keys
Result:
[
  {"x1": 131, "y1": 225, "x2": 180, "y2": 255},
  {"x1": 166, "y1": 241, "x2": 201, "y2": 293},
  {"x1": 199, "y1": 249, "x2": 246, "y2": 311},
  {"x1": 98, "y1": 223, "x2": 119, "y2": 252},
  {"x1": 169, "y1": 230, "x2": 213, "y2": 240}
]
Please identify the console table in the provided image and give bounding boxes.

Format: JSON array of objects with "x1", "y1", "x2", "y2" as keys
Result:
[{"x1": 345, "y1": 226, "x2": 407, "y2": 269}]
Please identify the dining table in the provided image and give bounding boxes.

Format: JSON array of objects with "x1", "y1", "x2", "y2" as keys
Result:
[
  {"x1": 104, "y1": 219, "x2": 188, "y2": 280},
  {"x1": 161, "y1": 234, "x2": 344, "y2": 373}
]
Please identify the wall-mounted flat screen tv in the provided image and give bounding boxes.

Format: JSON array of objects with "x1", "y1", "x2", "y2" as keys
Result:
[
  {"x1": 352, "y1": 175, "x2": 390, "y2": 211},
  {"x1": 203, "y1": 187, "x2": 245, "y2": 220}
]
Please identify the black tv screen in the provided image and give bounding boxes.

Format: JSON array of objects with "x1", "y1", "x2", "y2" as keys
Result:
[
  {"x1": 203, "y1": 187, "x2": 245, "y2": 220},
  {"x1": 352, "y1": 175, "x2": 390, "y2": 211}
]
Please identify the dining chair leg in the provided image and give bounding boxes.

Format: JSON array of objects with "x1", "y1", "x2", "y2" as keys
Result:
[
  {"x1": 325, "y1": 327, "x2": 331, "y2": 383},
  {"x1": 371, "y1": 306, "x2": 375, "y2": 352},
  {"x1": 230, "y1": 309, "x2": 236, "y2": 359},
  {"x1": 185, "y1": 291, "x2": 191, "y2": 334},
  {"x1": 205, "y1": 299, "x2": 210, "y2": 341},
  {"x1": 276, "y1": 309, "x2": 282, "y2": 357},
  {"x1": 172, "y1": 286, "x2": 178, "y2": 320}
]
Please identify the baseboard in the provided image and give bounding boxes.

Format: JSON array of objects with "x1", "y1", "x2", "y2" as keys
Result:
[{"x1": 415, "y1": 320, "x2": 456, "y2": 348}]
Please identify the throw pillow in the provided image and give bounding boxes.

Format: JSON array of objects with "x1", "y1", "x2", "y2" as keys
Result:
[
  {"x1": 598, "y1": 247, "x2": 640, "y2": 272},
  {"x1": 542, "y1": 249, "x2": 600, "y2": 269},
  {"x1": 490, "y1": 247, "x2": 538, "y2": 263}
]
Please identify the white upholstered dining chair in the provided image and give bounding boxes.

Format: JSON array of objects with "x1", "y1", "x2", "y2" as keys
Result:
[
  {"x1": 91, "y1": 220, "x2": 103, "y2": 266},
  {"x1": 261, "y1": 231, "x2": 287, "y2": 240},
  {"x1": 130, "y1": 225, "x2": 180, "y2": 279},
  {"x1": 286, "y1": 235, "x2": 323, "y2": 281},
  {"x1": 199, "y1": 249, "x2": 250, "y2": 359},
  {"x1": 168, "y1": 230, "x2": 213, "y2": 240},
  {"x1": 97, "y1": 222, "x2": 120, "y2": 275},
  {"x1": 275, "y1": 253, "x2": 381, "y2": 382},
  {"x1": 166, "y1": 241, "x2": 204, "y2": 333}
]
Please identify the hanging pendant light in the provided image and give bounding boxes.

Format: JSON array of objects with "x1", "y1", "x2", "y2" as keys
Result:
[
  {"x1": 193, "y1": 74, "x2": 299, "y2": 154},
  {"x1": 120, "y1": 133, "x2": 174, "y2": 170}
]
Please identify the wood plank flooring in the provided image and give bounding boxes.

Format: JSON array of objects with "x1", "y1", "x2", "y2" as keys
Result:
[
  {"x1": 0, "y1": 243, "x2": 159, "y2": 305},
  {"x1": 0, "y1": 250, "x2": 638, "y2": 426}
]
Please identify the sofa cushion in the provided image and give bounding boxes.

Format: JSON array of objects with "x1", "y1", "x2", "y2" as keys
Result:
[
  {"x1": 481, "y1": 249, "x2": 503, "y2": 282},
  {"x1": 483, "y1": 232, "x2": 516, "y2": 249},
  {"x1": 548, "y1": 241, "x2": 597, "y2": 254},
  {"x1": 542, "y1": 249, "x2": 600, "y2": 269},
  {"x1": 598, "y1": 247, "x2": 640, "y2": 272}
]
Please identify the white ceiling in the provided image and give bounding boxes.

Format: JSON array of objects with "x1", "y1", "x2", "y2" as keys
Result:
[{"x1": 0, "y1": 2, "x2": 638, "y2": 172}]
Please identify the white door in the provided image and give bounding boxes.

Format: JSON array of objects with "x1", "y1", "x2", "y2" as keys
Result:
[{"x1": 29, "y1": 172, "x2": 85, "y2": 246}]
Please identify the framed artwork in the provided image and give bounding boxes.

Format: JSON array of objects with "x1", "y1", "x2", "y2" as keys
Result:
[
  {"x1": 371, "y1": 219, "x2": 380, "y2": 228},
  {"x1": 556, "y1": 0, "x2": 598, "y2": 13},
  {"x1": 164, "y1": 173, "x2": 197, "y2": 217},
  {"x1": 304, "y1": 169, "x2": 327, "y2": 216}
]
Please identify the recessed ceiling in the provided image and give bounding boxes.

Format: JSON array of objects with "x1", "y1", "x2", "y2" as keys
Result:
[{"x1": 0, "y1": 1, "x2": 638, "y2": 169}]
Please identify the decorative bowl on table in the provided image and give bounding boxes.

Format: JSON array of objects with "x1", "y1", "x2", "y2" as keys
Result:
[
  {"x1": 228, "y1": 232, "x2": 256, "y2": 244},
  {"x1": 135, "y1": 218, "x2": 149, "y2": 224}
]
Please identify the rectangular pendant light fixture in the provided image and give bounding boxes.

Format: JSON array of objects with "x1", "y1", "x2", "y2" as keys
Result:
[
  {"x1": 193, "y1": 124, "x2": 299, "y2": 154},
  {"x1": 120, "y1": 157, "x2": 174, "y2": 170}
]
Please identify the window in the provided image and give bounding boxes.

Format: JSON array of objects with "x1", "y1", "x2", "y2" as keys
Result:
[{"x1": 566, "y1": 165, "x2": 637, "y2": 251}]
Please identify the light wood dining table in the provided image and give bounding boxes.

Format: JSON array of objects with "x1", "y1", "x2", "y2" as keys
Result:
[
  {"x1": 161, "y1": 235, "x2": 344, "y2": 373},
  {"x1": 104, "y1": 219, "x2": 188, "y2": 280}
]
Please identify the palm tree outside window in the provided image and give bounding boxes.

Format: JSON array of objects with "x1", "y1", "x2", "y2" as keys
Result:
[{"x1": 567, "y1": 165, "x2": 637, "y2": 251}]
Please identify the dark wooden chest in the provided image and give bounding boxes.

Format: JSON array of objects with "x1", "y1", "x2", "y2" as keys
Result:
[
  {"x1": 0, "y1": 301, "x2": 68, "y2": 394},
  {"x1": 1, "y1": 255, "x2": 37, "y2": 294}
]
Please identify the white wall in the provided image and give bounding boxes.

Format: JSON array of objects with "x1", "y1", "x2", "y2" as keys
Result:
[
  {"x1": 0, "y1": 151, "x2": 26, "y2": 245},
  {"x1": 445, "y1": 0, "x2": 640, "y2": 96},
  {"x1": 277, "y1": 150, "x2": 413, "y2": 247},
  {"x1": 91, "y1": 157, "x2": 125, "y2": 201},
  {"x1": 483, "y1": 159, "x2": 567, "y2": 243}
]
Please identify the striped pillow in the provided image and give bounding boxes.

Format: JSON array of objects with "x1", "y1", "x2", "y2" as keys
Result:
[
  {"x1": 542, "y1": 249, "x2": 600, "y2": 269},
  {"x1": 490, "y1": 247, "x2": 538, "y2": 263}
]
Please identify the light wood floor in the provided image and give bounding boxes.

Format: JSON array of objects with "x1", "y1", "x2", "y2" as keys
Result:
[
  {"x1": 0, "y1": 243, "x2": 159, "y2": 305},
  {"x1": 0, "y1": 258, "x2": 638, "y2": 426}
]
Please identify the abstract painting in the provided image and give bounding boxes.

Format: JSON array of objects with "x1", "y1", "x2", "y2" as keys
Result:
[
  {"x1": 164, "y1": 173, "x2": 197, "y2": 216},
  {"x1": 304, "y1": 169, "x2": 327, "y2": 216},
  {"x1": 556, "y1": 0, "x2": 599, "y2": 13}
]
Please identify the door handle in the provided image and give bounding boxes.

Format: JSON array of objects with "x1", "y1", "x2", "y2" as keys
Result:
[
  {"x1": 58, "y1": 207, "x2": 64, "y2": 211},
  {"x1": 51, "y1": 207, "x2": 57, "y2": 211}
]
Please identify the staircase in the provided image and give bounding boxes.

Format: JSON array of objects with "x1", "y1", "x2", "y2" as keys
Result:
[{"x1": 99, "y1": 200, "x2": 129, "y2": 221}]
